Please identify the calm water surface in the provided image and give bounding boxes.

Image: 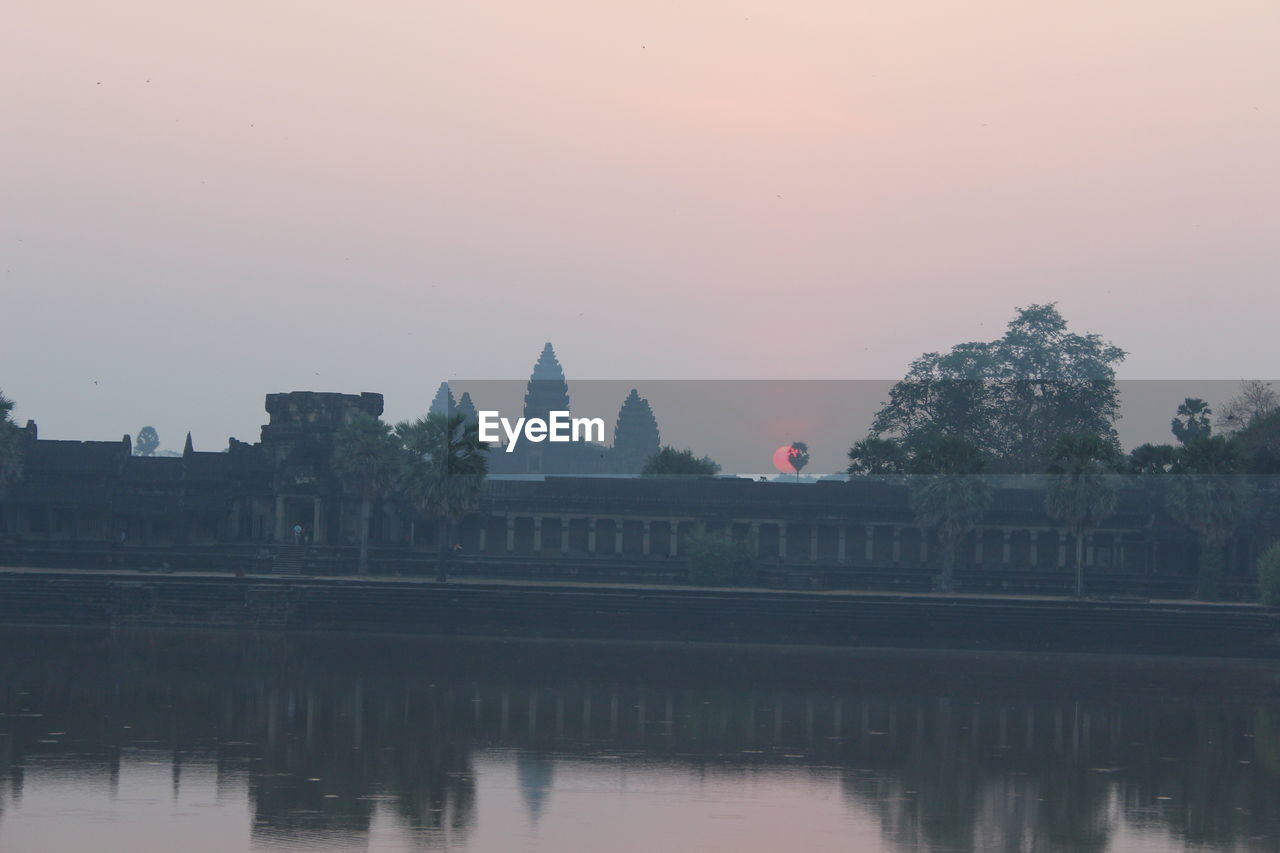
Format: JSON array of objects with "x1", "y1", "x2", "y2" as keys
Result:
[{"x1": 1, "y1": 627, "x2": 1278, "y2": 853}]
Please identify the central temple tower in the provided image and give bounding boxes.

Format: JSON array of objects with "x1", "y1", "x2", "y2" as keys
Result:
[{"x1": 523, "y1": 343, "x2": 571, "y2": 422}]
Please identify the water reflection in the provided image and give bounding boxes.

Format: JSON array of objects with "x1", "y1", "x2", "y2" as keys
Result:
[{"x1": 0, "y1": 628, "x2": 1278, "y2": 852}]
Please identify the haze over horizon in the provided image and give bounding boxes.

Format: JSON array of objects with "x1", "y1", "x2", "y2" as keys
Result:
[{"x1": 5, "y1": 1, "x2": 1278, "y2": 450}]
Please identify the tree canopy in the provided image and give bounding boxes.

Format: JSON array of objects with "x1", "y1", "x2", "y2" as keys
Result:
[
  {"x1": 786, "y1": 442, "x2": 810, "y2": 477},
  {"x1": 1171, "y1": 398, "x2": 1212, "y2": 445},
  {"x1": 863, "y1": 304, "x2": 1125, "y2": 474},
  {"x1": 641, "y1": 446, "x2": 721, "y2": 476},
  {"x1": 134, "y1": 426, "x2": 160, "y2": 457},
  {"x1": 396, "y1": 412, "x2": 489, "y2": 580}
]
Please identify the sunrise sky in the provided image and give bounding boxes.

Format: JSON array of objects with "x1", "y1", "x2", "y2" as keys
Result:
[{"x1": 4, "y1": 0, "x2": 1278, "y2": 452}]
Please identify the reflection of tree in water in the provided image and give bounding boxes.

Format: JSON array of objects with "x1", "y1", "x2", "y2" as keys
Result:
[
  {"x1": 2, "y1": 627, "x2": 1280, "y2": 853},
  {"x1": 839, "y1": 693, "x2": 1280, "y2": 853},
  {"x1": 516, "y1": 751, "x2": 556, "y2": 824},
  {"x1": 382, "y1": 687, "x2": 476, "y2": 847}
]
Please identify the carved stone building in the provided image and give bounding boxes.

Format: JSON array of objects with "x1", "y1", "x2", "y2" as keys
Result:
[
  {"x1": 0, "y1": 385, "x2": 1253, "y2": 597},
  {"x1": 0, "y1": 391, "x2": 383, "y2": 548}
]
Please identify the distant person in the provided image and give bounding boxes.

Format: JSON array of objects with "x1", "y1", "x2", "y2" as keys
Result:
[
  {"x1": 292, "y1": 523, "x2": 302, "y2": 545},
  {"x1": 117, "y1": 529, "x2": 127, "y2": 547}
]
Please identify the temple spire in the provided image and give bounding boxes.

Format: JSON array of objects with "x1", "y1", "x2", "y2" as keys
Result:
[
  {"x1": 429, "y1": 382, "x2": 455, "y2": 417},
  {"x1": 456, "y1": 392, "x2": 478, "y2": 425},
  {"x1": 183, "y1": 432, "x2": 194, "y2": 456},
  {"x1": 523, "y1": 343, "x2": 570, "y2": 421},
  {"x1": 612, "y1": 389, "x2": 660, "y2": 473}
]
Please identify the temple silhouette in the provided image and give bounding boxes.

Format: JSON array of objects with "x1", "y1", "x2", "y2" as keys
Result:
[{"x1": 0, "y1": 343, "x2": 1256, "y2": 596}]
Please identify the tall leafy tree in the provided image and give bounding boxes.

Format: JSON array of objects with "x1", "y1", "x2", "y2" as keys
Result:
[
  {"x1": 397, "y1": 412, "x2": 488, "y2": 582},
  {"x1": 1171, "y1": 398, "x2": 1213, "y2": 445},
  {"x1": 870, "y1": 304, "x2": 1125, "y2": 473},
  {"x1": 0, "y1": 391, "x2": 23, "y2": 487},
  {"x1": 134, "y1": 426, "x2": 160, "y2": 457},
  {"x1": 906, "y1": 435, "x2": 992, "y2": 592},
  {"x1": 641, "y1": 446, "x2": 720, "y2": 476},
  {"x1": 1044, "y1": 433, "x2": 1122, "y2": 597},
  {"x1": 332, "y1": 413, "x2": 405, "y2": 574},
  {"x1": 1166, "y1": 436, "x2": 1253, "y2": 600}
]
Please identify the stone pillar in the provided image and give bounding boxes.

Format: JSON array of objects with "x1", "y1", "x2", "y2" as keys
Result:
[
  {"x1": 1058, "y1": 532, "x2": 1068, "y2": 568},
  {"x1": 587, "y1": 518, "x2": 597, "y2": 553},
  {"x1": 561, "y1": 517, "x2": 571, "y2": 554},
  {"x1": 751, "y1": 522, "x2": 761, "y2": 557},
  {"x1": 1085, "y1": 533, "x2": 1095, "y2": 567},
  {"x1": 642, "y1": 520, "x2": 652, "y2": 556},
  {"x1": 669, "y1": 521, "x2": 679, "y2": 557},
  {"x1": 865, "y1": 526, "x2": 875, "y2": 562},
  {"x1": 478, "y1": 526, "x2": 487, "y2": 553},
  {"x1": 892, "y1": 527, "x2": 902, "y2": 565},
  {"x1": 312, "y1": 498, "x2": 323, "y2": 545},
  {"x1": 274, "y1": 495, "x2": 286, "y2": 542},
  {"x1": 778, "y1": 523, "x2": 788, "y2": 562},
  {"x1": 505, "y1": 516, "x2": 515, "y2": 552},
  {"x1": 1002, "y1": 529, "x2": 1012, "y2": 565},
  {"x1": 809, "y1": 526, "x2": 818, "y2": 563},
  {"x1": 533, "y1": 516, "x2": 543, "y2": 552},
  {"x1": 1028, "y1": 530, "x2": 1038, "y2": 567},
  {"x1": 837, "y1": 526, "x2": 847, "y2": 563},
  {"x1": 615, "y1": 521, "x2": 624, "y2": 556}
]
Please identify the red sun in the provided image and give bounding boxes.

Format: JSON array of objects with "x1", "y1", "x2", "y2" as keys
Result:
[{"x1": 772, "y1": 445, "x2": 798, "y2": 473}]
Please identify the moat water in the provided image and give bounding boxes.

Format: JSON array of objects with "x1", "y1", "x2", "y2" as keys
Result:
[{"x1": 1, "y1": 627, "x2": 1278, "y2": 853}]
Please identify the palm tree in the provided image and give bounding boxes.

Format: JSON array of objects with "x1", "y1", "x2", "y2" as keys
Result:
[
  {"x1": 396, "y1": 413, "x2": 488, "y2": 582},
  {"x1": 332, "y1": 413, "x2": 404, "y2": 574},
  {"x1": 787, "y1": 441, "x2": 810, "y2": 480},
  {"x1": 907, "y1": 435, "x2": 992, "y2": 592},
  {"x1": 1171, "y1": 397, "x2": 1213, "y2": 445},
  {"x1": 0, "y1": 391, "x2": 23, "y2": 488},
  {"x1": 1044, "y1": 433, "x2": 1122, "y2": 597},
  {"x1": 1165, "y1": 436, "x2": 1253, "y2": 600}
]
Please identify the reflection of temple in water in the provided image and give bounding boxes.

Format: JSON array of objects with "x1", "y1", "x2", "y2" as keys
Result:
[{"x1": 1, "y1": 628, "x2": 1279, "y2": 852}]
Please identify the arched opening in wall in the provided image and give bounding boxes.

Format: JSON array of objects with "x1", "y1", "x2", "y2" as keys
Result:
[
  {"x1": 649, "y1": 521, "x2": 673, "y2": 558},
  {"x1": 757, "y1": 523, "x2": 781, "y2": 561},
  {"x1": 901, "y1": 527, "x2": 924, "y2": 566},
  {"x1": 567, "y1": 518, "x2": 589, "y2": 553},
  {"x1": 513, "y1": 517, "x2": 536, "y2": 553},
  {"x1": 483, "y1": 515, "x2": 505, "y2": 554},
  {"x1": 816, "y1": 525, "x2": 839, "y2": 562},
  {"x1": 675, "y1": 521, "x2": 697, "y2": 557},
  {"x1": 595, "y1": 519, "x2": 618, "y2": 556},
  {"x1": 458, "y1": 515, "x2": 483, "y2": 552},
  {"x1": 540, "y1": 517, "x2": 563, "y2": 555},
  {"x1": 621, "y1": 520, "x2": 645, "y2": 556}
]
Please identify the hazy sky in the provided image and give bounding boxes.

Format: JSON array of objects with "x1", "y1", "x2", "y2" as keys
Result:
[{"x1": 4, "y1": 1, "x2": 1278, "y2": 451}]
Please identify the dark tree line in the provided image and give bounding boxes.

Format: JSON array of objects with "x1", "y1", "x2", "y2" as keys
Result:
[
  {"x1": 848, "y1": 305, "x2": 1280, "y2": 599},
  {"x1": 332, "y1": 411, "x2": 489, "y2": 577}
]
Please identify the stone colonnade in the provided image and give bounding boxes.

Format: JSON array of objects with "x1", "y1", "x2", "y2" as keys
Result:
[{"x1": 463, "y1": 514, "x2": 1136, "y2": 570}]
